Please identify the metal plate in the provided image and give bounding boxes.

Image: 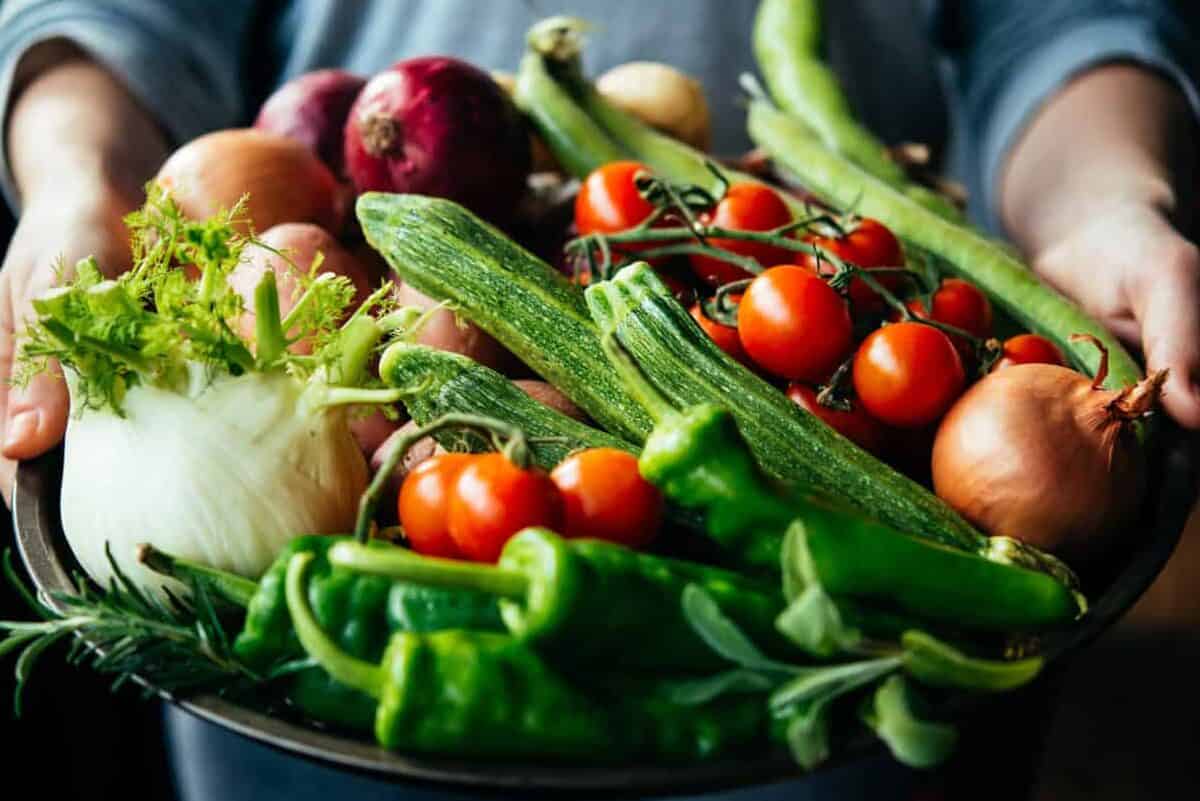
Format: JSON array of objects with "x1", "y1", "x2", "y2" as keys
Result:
[{"x1": 11, "y1": 427, "x2": 1196, "y2": 796}]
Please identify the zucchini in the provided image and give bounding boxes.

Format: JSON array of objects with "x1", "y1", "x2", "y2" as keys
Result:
[
  {"x1": 747, "y1": 99, "x2": 1141, "y2": 389},
  {"x1": 357, "y1": 192, "x2": 652, "y2": 443},
  {"x1": 379, "y1": 341, "x2": 632, "y2": 468},
  {"x1": 586, "y1": 263, "x2": 987, "y2": 554}
]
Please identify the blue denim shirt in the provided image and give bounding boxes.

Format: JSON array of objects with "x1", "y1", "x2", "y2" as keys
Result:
[{"x1": 1, "y1": 0, "x2": 1197, "y2": 228}]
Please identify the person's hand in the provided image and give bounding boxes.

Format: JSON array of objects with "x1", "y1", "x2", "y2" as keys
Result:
[
  {"x1": 0, "y1": 50, "x2": 167, "y2": 505},
  {"x1": 1000, "y1": 63, "x2": 1200, "y2": 427},
  {"x1": 1025, "y1": 198, "x2": 1200, "y2": 427},
  {"x1": 0, "y1": 185, "x2": 137, "y2": 505}
]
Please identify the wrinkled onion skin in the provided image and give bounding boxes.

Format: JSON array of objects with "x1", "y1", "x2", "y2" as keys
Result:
[
  {"x1": 254, "y1": 69, "x2": 366, "y2": 176},
  {"x1": 931, "y1": 364, "x2": 1145, "y2": 558},
  {"x1": 343, "y1": 57, "x2": 531, "y2": 224},
  {"x1": 156, "y1": 129, "x2": 342, "y2": 235}
]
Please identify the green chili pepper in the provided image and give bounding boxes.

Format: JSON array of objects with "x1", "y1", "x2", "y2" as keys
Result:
[
  {"x1": 326, "y1": 528, "x2": 793, "y2": 672},
  {"x1": 284, "y1": 552, "x2": 767, "y2": 759},
  {"x1": 632, "y1": 390, "x2": 1082, "y2": 632}
]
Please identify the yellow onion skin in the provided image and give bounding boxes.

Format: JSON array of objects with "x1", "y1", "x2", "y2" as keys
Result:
[{"x1": 931, "y1": 363, "x2": 1159, "y2": 558}]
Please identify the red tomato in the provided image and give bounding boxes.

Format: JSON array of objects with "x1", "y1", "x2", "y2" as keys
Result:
[
  {"x1": 397, "y1": 454, "x2": 473, "y2": 558},
  {"x1": 575, "y1": 161, "x2": 656, "y2": 235},
  {"x1": 799, "y1": 218, "x2": 904, "y2": 311},
  {"x1": 550, "y1": 448, "x2": 663, "y2": 548},
  {"x1": 994, "y1": 333, "x2": 1066, "y2": 370},
  {"x1": 688, "y1": 184, "x2": 793, "y2": 286},
  {"x1": 447, "y1": 454, "x2": 564, "y2": 562},
  {"x1": 690, "y1": 297, "x2": 750, "y2": 366},
  {"x1": 852, "y1": 322, "x2": 965, "y2": 428},
  {"x1": 786, "y1": 384, "x2": 886, "y2": 455},
  {"x1": 907, "y1": 279, "x2": 993, "y2": 339},
  {"x1": 738, "y1": 266, "x2": 853, "y2": 381}
]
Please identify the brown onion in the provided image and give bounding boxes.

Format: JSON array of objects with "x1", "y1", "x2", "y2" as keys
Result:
[
  {"x1": 596, "y1": 61, "x2": 712, "y2": 151},
  {"x1": 156, "y1": 129, "x2": 343, "y2": 235},
  {"x1": 931, "y1": 335, "x2": 1164, "y2": 558},
  {"x1": 231, "y1": 223, "x2": 371, "y2": 354}
]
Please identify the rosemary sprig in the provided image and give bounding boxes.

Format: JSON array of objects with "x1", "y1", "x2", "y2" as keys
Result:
[{"x1": 1, "y1": 547, "x2": 259, "y2": 714}]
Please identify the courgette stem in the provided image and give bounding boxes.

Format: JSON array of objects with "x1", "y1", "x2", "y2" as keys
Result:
[{"x1": 747, "y1": 100, "x2": 1142, "y2": 389}]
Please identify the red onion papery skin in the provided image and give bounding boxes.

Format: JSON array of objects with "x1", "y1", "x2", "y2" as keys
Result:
[
  {"x1": 343, "y1": 57, "x2": 532, "y2": 225},
  {"x1": 931, "y1": 363, "x2": 1165, "y2": 560},
  {"x1": 255, "y1": 69, "x2": 366, "y2": 177}
]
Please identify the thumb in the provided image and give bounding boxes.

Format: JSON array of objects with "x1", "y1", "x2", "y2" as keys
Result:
[
  {"x1": 1135, "y1": 240, "x2": 1200, "y2": 429},
  {"x1": 1, "y1": 286, "x2": 69, "y2": 461}
]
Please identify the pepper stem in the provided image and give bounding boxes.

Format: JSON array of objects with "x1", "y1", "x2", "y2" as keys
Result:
[
  {"x1": 284, "y1": 552, "x2": 385, "y2": 699},
  {"x1": 135, "y1": 544, "x2": 258, "y2": 608},
  {"x1": 327, "y1": 542, "x2": 530, "y2": 600},
  {"x1": 353, "y1": 412, "x2": 531, "y2": 543}
]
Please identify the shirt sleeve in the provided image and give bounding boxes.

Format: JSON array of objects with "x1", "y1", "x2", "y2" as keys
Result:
[
  {"x1": 0, "y1": 0, "x2": 261, "y2": 212},
  {"x1": 932, "y1": 0, "x2": 1200, "y2": 233}
]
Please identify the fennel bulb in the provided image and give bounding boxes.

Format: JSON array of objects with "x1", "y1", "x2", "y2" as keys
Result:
[
  {"x1": 18, "y1": 189, "x2": 409, "y2": 592},
  {"x1": 62, "y1": 366, "x2": 368, "y2": 590}
]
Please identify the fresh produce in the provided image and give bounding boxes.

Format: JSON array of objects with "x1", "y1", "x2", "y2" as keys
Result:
[
  {"x1": 326, "y1": 528, "x2": 791, "y2": 671},
  {"x1": 448, "y1": 452, "x2": 564, "y2": 562},
  {"x1": 344, "y1": 57, "x2": 531, "y2": 224},
  {"x1": 994, "y1": 333, "x2": 1066, "y2": 369},
  {"x1": 378, "y1": 342, "x2": 633, "y2": 469},
  {"x1": 14, "y1": 191, "x2": 404, "y2": 590},
  {"x1": 155, "y1": 129, "x2": 343, "y2": 235},
  {"x1": 357, "y1": 192, "x2": 652, "y2": 443},
  {"x1": 798, "y1": 216, "x2": 905, "y2": 311},
  {"x1": 751, "y1": 0, "x2": 962, "y2": 221},
  {"x1": 786, "y1": 384, "x2": 885, "y2": 456},
  {"x1": 596, "y1": 61, "x2": 712, "y2": 151},
  {"x1": 932, "y1": 336, "x2": 1165, "y2": 557},
  {"x1": 254, "y1": 69, "x2": 366, "y2": 176},
  {"x1": 690, "y1": 298, "x2": 750, "y2": 367},
  {"x1": 746, "y1": 99, "x2": 1142, "y2": 390},
  {"x1": 907, "y1": 278, "x2": 993, "y2": 341},
  {"x1": 550, "y1": 448, "x2": 664, "y2": 546},
  {"x1": 574, "y1": 160, "x2": 656, "y2": 235},
  {"x1": 399, "y1": 455, "x2": 474, "y2": 558},
  {"x1": 737, "y1": 265, "x2": 852, "y2": 382},
  {"x1": 586, "y1": 263, "x2": 988, "y2": 554},
  {"x1": 512, "y1": 379, "x2": 587, "y2": 421},
  {"x1": 853, "y1": 322, "x2": 966, "y2": 429},
  {"x1": 515, "y1": 17, "x2": 806, "y2": 216},
  {"x1": 230, "y1": 222, "x2": 372, "y2": 352},
  {"x1": 688, "y1": 183, "x2": 794, "y2": 286},
  {"x1": 392, "y1": 281, "x2": 513, "y2": 372}
]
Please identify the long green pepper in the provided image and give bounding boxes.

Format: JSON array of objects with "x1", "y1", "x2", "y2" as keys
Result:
[{"x1": 326, "y1": 527, "x2": 795, "y2": 672}]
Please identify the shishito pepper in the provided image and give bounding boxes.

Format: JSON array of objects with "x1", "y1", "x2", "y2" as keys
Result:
[
  {"x1": 326, "y1": 527, "x2": 794, "y2": 672},
  {"x1": 284, "y1": 551, "x2": 767, "y2": 759},
  {"x1": 634, "y1": 395, "x2": 1083, "y2": 632}
]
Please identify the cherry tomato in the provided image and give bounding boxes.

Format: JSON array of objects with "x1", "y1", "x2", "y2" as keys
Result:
[
  {"x1": 688, "y1": 184, "x2": 793, "y2": 286},
  {"x1": 738, "y1": 265, "x2": 853, "y2": 382},
  {"x1": 448, "y1": 453, "x2": 564, "y2": 562},
  {"x1": 907, "y1": 279, "x2": 993, "y2": 339},
  {"x1": 574, "y1": 161, "x2": 656, "y2": 235},
  {"x1": 786, "y1": 384, "x2": 886, "y2": 455},
  {"x1": 550, "y1": 448, "x2": 663, "y2": 548},
  {"x1": 994, "y1": 333, "x2": 1066, "y2": 370},
  {"x1": 799, "y1": 218, "x2": 904, "y2": 311},
  {"x1": 852, "y1": 322, "x2": 965, "y2": 428},
  {"x1": 397, "y1": 454, "x2": 473, "y2": 558},
  {"x1": 690, "y1": 296, "x2": 750, "y2": 366}
]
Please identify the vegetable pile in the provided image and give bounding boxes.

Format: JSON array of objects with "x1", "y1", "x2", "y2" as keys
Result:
[{"x1": 0, "y1": 0, "x2": 1167, "y2": 783}]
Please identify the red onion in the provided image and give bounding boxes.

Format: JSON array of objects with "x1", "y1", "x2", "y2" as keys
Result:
[
  {"x1": 343, "y1": 57, "x2": 531, "y2": 224},
  {"x1": 255, "y1": 69, "x2": 366, "y2": 177}
]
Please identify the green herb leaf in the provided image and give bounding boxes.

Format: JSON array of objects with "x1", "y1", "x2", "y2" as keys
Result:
[
  {"x1": 861, "y1": 675, "x2": 958, "y2": 769},
  {"x1": 901, "y1": 630, "x2": 1043, "y2": 692},
  {"x1": 680, "y1": 584, "x2": 796, "y2": 674},
  {"x1": 768, "y1": 655, "x2": 899, "y2": 714},
  {"x1": 775, "y1": 584, "x2": 861, "y2": 658},
  {"x1": 783, "y1": 698, "x2": 832, "y2": 771},
  {"x1": 662, "y1": 668, "x2": 776, "y2": 706}
]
